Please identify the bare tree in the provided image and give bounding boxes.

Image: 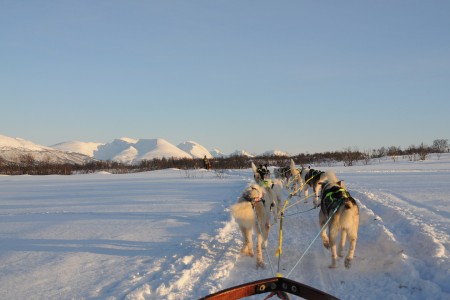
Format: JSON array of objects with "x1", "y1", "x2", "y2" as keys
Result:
[
  {"x1": 362, "y1": 149, "x2": 372, "y2": 165},
  {"x1": 387, "y1": 146, "x2": 401, "y2": 162},
  {"x1": 433, "y1": 139, "x2": 449, "y2": 159},
  {"x1": 417, "y1": 142, "x2": 428, "y2": 161},
  {"x1": 342, "y1": 147, "x2": 362, "y2": 167}
]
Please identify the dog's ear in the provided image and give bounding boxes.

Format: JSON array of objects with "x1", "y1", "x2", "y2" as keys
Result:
[{"x1": 337, "y1": 180, "x2": 346, "y2": 188}]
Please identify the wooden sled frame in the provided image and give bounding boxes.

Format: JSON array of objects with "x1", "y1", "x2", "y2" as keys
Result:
[{"x1": 199, "y1": 277, "x2": 339, "y2": 300}]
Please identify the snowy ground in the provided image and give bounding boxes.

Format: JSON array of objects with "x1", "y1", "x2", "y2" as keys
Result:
[{"x1": 1, "y1": 154, "x2": 449, "y2": 299}]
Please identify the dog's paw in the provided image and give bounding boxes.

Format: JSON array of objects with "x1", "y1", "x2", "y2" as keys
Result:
[
  {"x1": 241, "y1": 248, "x2": 254, "y2": 257},
  {"x1": 345, "y1": 258, "x2": 352, "y2": 269},
  {"x1": 262, "y1": 240, "x2": 268, "y2": 249},
  {"x1": 328, "y1": 263, "x2": 337, "y2": 269},
  {"x1": 256, "y1": 260, "x2": 266, "y2": 269}
]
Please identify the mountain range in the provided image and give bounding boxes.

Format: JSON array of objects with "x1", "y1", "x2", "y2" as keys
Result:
[
  {"x1": 0, "y1": 134, "x2": 290, "y2": 165},
  {"x1": 0, "y1": 134, "x2": 93, "y2": 165}
]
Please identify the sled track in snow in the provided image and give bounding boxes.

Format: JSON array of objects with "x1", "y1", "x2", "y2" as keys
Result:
[
  {"x1": 351, "y1": 187, "x2": 450, "y2": 295},
  {"x1": 120, "y1": 171, "x2": 450, "y2": 299},
  {"x1": 121, "y1": 219, "x2": 242, "y2": 299}
]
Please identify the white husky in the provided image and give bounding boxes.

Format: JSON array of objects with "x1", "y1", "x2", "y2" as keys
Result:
[
  {"x1": 231, "y1": 183, "x2": 272, "y2": 268},
  {"x1": 289, "y1": 159, "x2": 339, "y2": 207},
  {"x1": 251, "y1": 162, "x2": 284, "y2": 221},
  {"x1": 319, "y1": 180, "x2": 359, "y2": 269}
]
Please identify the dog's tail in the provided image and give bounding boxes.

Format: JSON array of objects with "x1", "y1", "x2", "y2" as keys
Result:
[{"x1": 290, "y1": 159, "x2": 299, "y2": 176}]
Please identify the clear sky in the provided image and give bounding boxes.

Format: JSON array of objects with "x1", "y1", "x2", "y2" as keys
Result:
[{"x1": 2, "y1": 1, "x2": 449, "y2": 155}]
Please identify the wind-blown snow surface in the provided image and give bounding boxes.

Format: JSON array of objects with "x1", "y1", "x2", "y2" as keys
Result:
[{"x1": 1, "y1": 155, "x2": 450, "y2": 299}]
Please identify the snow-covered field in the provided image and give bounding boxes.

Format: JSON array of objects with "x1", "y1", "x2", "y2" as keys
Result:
[{"x1": 1, "y1": 154, "x2": 449, "y2": 299}]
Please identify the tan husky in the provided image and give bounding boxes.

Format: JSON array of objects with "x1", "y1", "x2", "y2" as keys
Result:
[
  {"x1": 250, "y1": 162, "x2": 284, "y2": 221},
  {"x1": 319, "y1": 180, "x2": 359, "y2": 269},
  {"x1": 231, "y1": 183, "x2": 272, "y2": 268}
]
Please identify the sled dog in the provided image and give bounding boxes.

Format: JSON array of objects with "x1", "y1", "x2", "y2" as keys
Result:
[
  {"x1": 251, "y1": 162, "x2": 284, "y2": 221},
  {"x1": 289, "y1": 160, "x2": 339, "y2": 206},
  {"x1": 231, "y1": 183, "x2": 272, "y2": 268},
  {"x1": 319, "y1": 180, "x2": 359, "y2": 269},
  {"x1": 274, "y1": 166, "x2": 291, "y2": 182}
]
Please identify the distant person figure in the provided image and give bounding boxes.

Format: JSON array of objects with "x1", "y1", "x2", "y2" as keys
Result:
[{"x1": 203, "y1": 155, "x2": 211, "y2": 170}]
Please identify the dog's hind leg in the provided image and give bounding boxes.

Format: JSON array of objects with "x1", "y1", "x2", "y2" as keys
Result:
[
  {"x1": 338, "y1": 230, "x2": 347, "y2": 258},
  {"x1": 319, "y1": 213, "x2": 330, "y2": 249},
  {"x1": 239, "y1": 226, "x2": 254, "y2": 257},
  {"x1": 344, "y1": 230, "x2": 358, "y2": 269},
  {"x1": 312, "y1": 184, "x2": 320, "y2": 205},
  {"x1": 303, "y1": 186, "x2": 309, "y2": 202},
  {"x1": 256, "y1": 230, "x2": 265, "y2": 269},
  {"x1": 262, "y1": 221, "x2": 270, "y2": 249},
  {"x1": 328, "y1": 222, "x2": 340, "y2": 269}
]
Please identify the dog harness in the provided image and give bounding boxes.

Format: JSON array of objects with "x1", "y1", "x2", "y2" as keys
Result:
[
  {"x1": 260, "y1": 179, "x2": 275, "y2": 189},
  {"x1": 321, "y1": 186, "x2": 349, "y2": 218},
  {"x1": 305, "y1": 169, "x2": 324, "y2": 184}
]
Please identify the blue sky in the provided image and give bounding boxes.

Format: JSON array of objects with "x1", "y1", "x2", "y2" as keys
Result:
[{"x1": 2, "y1": 1, "x2": 449, "y2": 155}]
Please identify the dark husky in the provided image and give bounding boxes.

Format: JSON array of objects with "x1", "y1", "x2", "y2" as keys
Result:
[
  {"x1": 251, "y1": 162, "x2": 284, "y2": 222},
  {"x1": 289, "y1": 159, "x2": 335, "y2": 205},
  {"x1": 319, "y1": 180, "x2": 359, "y2": 269}
]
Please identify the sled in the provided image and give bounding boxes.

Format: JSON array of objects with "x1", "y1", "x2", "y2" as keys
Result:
[{"x1": 199, "y1": 276, "x2": 339, "y2": 299}]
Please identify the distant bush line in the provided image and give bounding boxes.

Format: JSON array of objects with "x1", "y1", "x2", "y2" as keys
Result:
[{"x1": 0, "y1": 139, "x2": 448, "y2": 175}]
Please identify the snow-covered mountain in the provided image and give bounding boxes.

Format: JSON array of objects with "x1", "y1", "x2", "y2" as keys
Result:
[
  {"x1": 93, "y1": 138, "x2": 193, "y2": 164},
  {"x1": 261, "y1": 149, "x2": 290, "y2": 157},
  {"x1": 209, "y1": 148, "x2": 226, "y2": 158},
  {"x1": 177, "y1": 141, "x2": 213, "y2": 159},
  {"x1": 51, "y1": 140, "x2": 105, "y2": 157},
  {"x1": 1, "y1": 133, "x2": 292, "y2": 165},
  {"x1": 0, "y1": 134, "x2": 93, "y2": 165},
  {"x1": 229, "y1": 149, "x2": 255, "y2": 157}
]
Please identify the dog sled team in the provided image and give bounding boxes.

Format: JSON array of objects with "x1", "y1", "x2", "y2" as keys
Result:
[{"x1": 231, "y1": 159, "x2": 360, "y2": 270}]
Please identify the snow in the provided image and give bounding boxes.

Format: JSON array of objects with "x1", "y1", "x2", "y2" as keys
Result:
[
  {"x1": 229, "y1": 149, "x2": 255, "y2": 157},
  {"x1": 209, "y1": 148, "x2": 226, "y2": 158},
  {"x1": 0, "y1": 134, "x2": 53, "y2": 151},
  {"x1": 0, "y1": 134, "x2": 93, "y2": 165},
  {"x1": 93, "y1": 138, "x2": 193, "y2": 164},
  {"x1": 50, "y1": 141, "x2": 105, "y2": 157},
  {"x1": 261, "y1": 149, "x2": 291, "y2": 157},
  {"x1": 177, "y1": 141, "x2": 213, "y2": 159},
  {"x1": 3, "y1": 133, "x2": 293, "y2": 161},
  {"x1": 1, "y1": 154, "x2": 450, "y2": 299}
]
